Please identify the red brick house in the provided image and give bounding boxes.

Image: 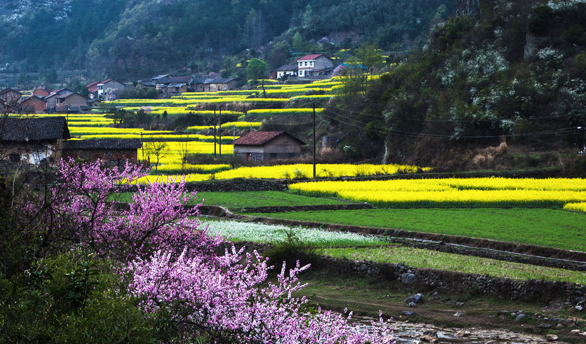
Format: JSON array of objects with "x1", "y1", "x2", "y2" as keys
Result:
[
  {"x1": 33, "y1": 88, "x2": 52, "y2": 98},
  {"x1": 21, "y1": 95, "x2": 47, "y2": 114},
  {"x1": 232, "y1": 131, "x2": 305, "y2": 162}
]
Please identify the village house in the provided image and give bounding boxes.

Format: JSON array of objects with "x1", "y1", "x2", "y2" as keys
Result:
[
  {"x1": 193, "y1": 79, "x2": 205, "y2": 92},
  {"x1": 62, "y1": 139, "x2": 142, "y2": 166},
  {"x1": 275, "y1": 64, "x2": 298, "y2": 79},
  {"x1": 296, "y1": 54, "x2": 335, "y2": 78},
  {"x1": 20, "y1": 95, "x2": 47, "y2": 114},
  {"x1": 203, "y1": 78, "x2": 238, "y2": 92},
  {"x1": 232, "y1": 131, "x2": 305, "y2": 162},
  {"x1": 86, "y1": 79, "x2": 127, "y2": 100},
  {"x1": 32, "y1": 88, "x2": 52, "y2": 98},
  {"x1": 45, "y1": 89, "x2": 87, "y2": 112},
  {"x1": 150, "y1": 74, "x2": 171, "y2": 84},
  {"x1": 0, "y1": 117, "x2": 70, "y2": 166},
  {"x1": 137, "y1": 80, "x2": 157, "y2": 89},
  {"x1": 0, "y1": 88, "x2": 22, "y2": 113},
  {"x1": 156, "y1": 76, "x2": 194, "y2": 97}
]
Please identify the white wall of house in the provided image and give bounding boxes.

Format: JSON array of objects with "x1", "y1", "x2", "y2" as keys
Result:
[
  {"x1": 297, "y1": 56, "x2": 334, "y2": 77},
  {"x1": 276, "y1": 70, "x2": 297, "y2": 78}
]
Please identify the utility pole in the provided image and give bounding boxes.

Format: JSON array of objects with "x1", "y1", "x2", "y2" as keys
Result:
[
  {"x1": 213, "y1": 109, "x2": 217, "y2": 157},
  {"x1": 578, "y1": 126, "x2": 585, "y2": 154},
  {"x1": 313, "y1": 102, "x2": 316, "y2": 179},
  {"x1": 219, "y1": 105, "x2": 222, "y2": 157}
]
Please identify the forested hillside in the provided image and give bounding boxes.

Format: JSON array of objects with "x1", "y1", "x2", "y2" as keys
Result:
[
  {"x1": 0, "y1": 0, "x2": 456, "y2": 79},
  {"x1": 327, "y1": 0, "x2": 586, "y2": 172}
]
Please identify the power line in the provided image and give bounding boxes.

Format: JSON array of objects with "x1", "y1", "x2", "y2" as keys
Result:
[
  {"x1": 328, "y1": 105, "x2": 582, "y2": 124},
  {"x1": 322, "y1": 107, "x2": 580, "y2": 140}
]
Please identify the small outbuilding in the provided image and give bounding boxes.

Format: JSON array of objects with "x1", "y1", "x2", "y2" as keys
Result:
[
  {"x1": 275, "y1": 64, "x2": 298, "y2": 79},
  {"x1": 232, "y1": 131, "x2": 305, "y2": 162},
  {"x1": 0, "y1": 117, "x2": 70, "y2": 166},
  {"x1": 62, "y1": 139, "x2": 142, "y2": 166},
  {"x1": 203, "y1": 78, "x2": 238, "y2": 92}
]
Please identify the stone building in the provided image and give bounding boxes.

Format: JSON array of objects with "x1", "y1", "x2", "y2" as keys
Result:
[{"x1": 232, "y1": 131, "x2": 305, "y2": 162}]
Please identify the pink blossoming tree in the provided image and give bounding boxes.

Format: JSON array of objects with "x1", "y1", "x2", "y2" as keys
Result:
[
  {"x1": 15, "y1": 158, "x2": 394, "y2": 343},
  {"x1": 18, "y1": 158, "x2": 222, "y2": 261}
]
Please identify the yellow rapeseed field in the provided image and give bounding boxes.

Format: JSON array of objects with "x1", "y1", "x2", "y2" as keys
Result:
[
  {"x1": 563, "y1": 202, "x2": 586, "y2": 213},
  {"x1": 289, "y1": 178, "x2": 586, "y2": 207},
  {"x1": 135, "y1": 163, "x2": 423, "y2": 183}
]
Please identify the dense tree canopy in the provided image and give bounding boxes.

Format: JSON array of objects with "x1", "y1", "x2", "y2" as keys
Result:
[{"x1": 0, "y1": 0, "x2": 456, "y2": 79}]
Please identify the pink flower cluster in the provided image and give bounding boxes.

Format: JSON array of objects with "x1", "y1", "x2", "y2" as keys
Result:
[
  {"x1": 22, "y1": 158, "x2": 222, "y2": 260},
  {"x1": 130, "y1": 247, "x2": 395, "y2": 343},
  {"x1": 23, "y1": 158, "x2": 394, "y2": 343}
]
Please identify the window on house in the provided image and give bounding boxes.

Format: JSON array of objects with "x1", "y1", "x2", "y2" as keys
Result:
[{"x1": 270, "y1": 153, "x2": 277, "y2": 159}]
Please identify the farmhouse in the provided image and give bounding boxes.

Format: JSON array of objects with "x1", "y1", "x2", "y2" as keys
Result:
[
  {"x1": 86, "y1": 79, "x2": 127, "y2": 100},
  {"x1": 193, "y1": 79, "x2": 206, "y2": 92},
  {"x1": 32, "y1": 88, "x2": 52, "y2": 98},
  {"x1": 204, "y1": 78, "x2": 238, "y2": 92},
  {"x1": 232, "y1": 131, "x2": 305, "y2": 162},
  {"x1": 297, "y1": 54, "x2": 334, "y2": 78},
  {"x1": 275, "y1": 64, "x2": 298, "y2": 79},
  {"x1": 0, "y1": 117, "x2": 70, "y2": 166},
  {"x1": 62, "y1": 139, "x2": 142, "y2": 166},
  {"x1": 20, "y1": 95, "x2": 47, "y2": 114},
  {"x1": 45, "y1": 89, "x2": 87, "y2": 112},
  {"x1": 157, "y1": 76, "x2": 194, "y2": 96}
]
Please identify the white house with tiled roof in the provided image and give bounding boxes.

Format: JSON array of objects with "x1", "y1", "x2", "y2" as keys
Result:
[{"x1": 296, "y1": 54, "x2": 334, "y2": 78}]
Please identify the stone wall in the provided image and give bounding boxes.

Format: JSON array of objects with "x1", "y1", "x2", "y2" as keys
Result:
[
  {"x1": 321, "y1": 256, "x2": 586, "y2": 307},
  {"x1": 237, "y1": 203, "x2": 374, "y2": 213}
]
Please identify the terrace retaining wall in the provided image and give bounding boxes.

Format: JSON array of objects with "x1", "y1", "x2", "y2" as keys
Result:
[
  {"x1": 321, "y1": 256, "x2": 586, "y2": 307},
  {"x1": 236, "y1": 204, "x2": 374, "y2": 213},
  {"x1": 186, "y1": 178, "x2": 292, "y2": 192},
  {"x1": 210, "y1": 240, "x2": 586, "y2": 309}
]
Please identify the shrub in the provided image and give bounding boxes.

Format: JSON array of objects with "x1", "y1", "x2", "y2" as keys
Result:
[
  {"x1": 527, "y1": 5, "x2": 553, "y2": 35},
  {"x1": 0, "y1": 253, "x2": 160, "y2": 344}
]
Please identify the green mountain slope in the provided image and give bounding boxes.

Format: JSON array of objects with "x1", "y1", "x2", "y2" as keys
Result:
[
  {"x1": 0, "y1": 0, "x2": 456, "y2": 78},
  {"x1": 327, "y1": 0, "x2": 586, "y2": 171}
]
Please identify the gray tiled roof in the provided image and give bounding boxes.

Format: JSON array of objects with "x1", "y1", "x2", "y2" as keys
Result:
[
  {"x1": 63, "y1": 139, "x2": 142, "y2": 150},
  {"x1": 0, "y1": 117, "x2": 70, "y2": 142}
]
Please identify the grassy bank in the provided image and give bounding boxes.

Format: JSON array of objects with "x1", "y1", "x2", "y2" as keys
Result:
[
  {"x1": 246, "y1": 208, "x2": 586, "y2": 252},
  {"x1": 114, "y1": 190, "x2": 353, "y2": 208},
  {"x1": 319, "y1": 247, "x2": 586, "y2": 284}
]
